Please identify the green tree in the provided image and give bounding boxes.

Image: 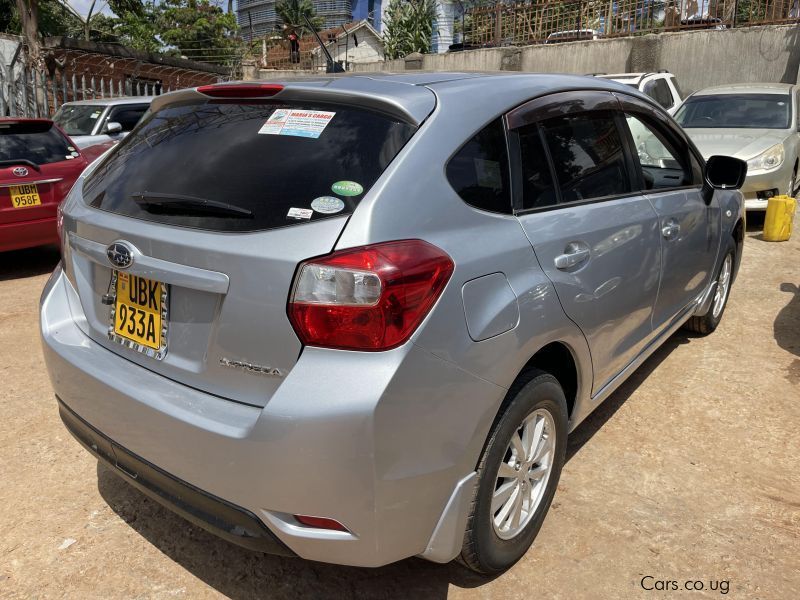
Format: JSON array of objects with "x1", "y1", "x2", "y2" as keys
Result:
[
  {"x1": 383, "y1": 0, "x2": 437, "y2": 59},
  {"x1": 82, "y1": 0, "x2": 145, "y2": 40},
  {"x1": 159, "y1": 0, "x2": 242, "y2": 64},
  {"x1": 275, "y1": 0, "x2": 323, "y2": 35}
]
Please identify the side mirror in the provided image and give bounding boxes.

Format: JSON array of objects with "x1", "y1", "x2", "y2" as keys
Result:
[
  {"x1": 105, "y1": 121, "x2": 123, "y2": 135},
  {"x1": 702, "y1": 155, "x2": 747, "y2": 203}
]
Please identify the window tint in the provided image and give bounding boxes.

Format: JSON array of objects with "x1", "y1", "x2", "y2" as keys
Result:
[
  {"x1": 446, "y1": 118, "x2": 511, "y2": 214},
  {"x1": 540, "y1": 112, "x2": 631, "y2": 203},
  {"x1": 108, "y1": 105, "x2": 148, "y2": 131},
  {"x1": 518, "y1": 125, "x2": 557, "y2": 210},
  {"x1": 0, "y1": 120, "x2": 75, "y2": 165},
  {"x1": 85, "y1": 100, "x2": 416, "y2": 232},
  {"x1": 625, "y1": 114, "x2": 694, "y2": 190},
  {"x1": 644, "y1": 79, "x2": 674, "y2": 109}
]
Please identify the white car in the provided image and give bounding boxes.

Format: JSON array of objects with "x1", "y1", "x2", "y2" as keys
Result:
[
  {"x1": 52, "y1": 97, "x2": 152, "y2": 149},
  {"x1": 596, "y1": 72, "x2": 684, "y2": 115}
]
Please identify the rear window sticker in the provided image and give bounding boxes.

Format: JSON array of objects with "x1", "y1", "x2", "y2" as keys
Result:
[
  {"x1": 258, "y1": 110, "x2": 336, "y2": 139},
  {"x1": 331, "y1": 180, "x2": 363, "y2": 196},
  {"x1": 311, "y1": 196, "x2": 345, "y2": 214},
  {"x1": 287, "y1": 207, "x2": 313, "y2": 220}
]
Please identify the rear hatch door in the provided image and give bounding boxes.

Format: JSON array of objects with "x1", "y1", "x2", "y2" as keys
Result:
[{"x1": 62, "y1": 84, "x2": 428, "y2": 407}]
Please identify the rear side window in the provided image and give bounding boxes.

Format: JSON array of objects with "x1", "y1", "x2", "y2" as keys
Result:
[
  {"x1": 84, "y1": 101, "x2": 416, "y2": 232},
  {"x1": 107, "y1": 105, "x2": 148, "y2": 131},
  {"x1": 0, "y1": 120, "x2": 76, "y2": 166},
  {"x1": 446, "y1": 119, "x2": 511, "y2": 214},
  {"x1": 539, "y1": 112, "x2": 631, "y2": 203},
  {"x1": 643, "y1": 79, "x2": 674, "y2": 110}
]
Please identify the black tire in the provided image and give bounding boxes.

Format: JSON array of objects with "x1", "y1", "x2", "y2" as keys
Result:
[
  {"x1": 683, "y1": 238, "x2": 736, "y2": 335},
  {"x1": 459, "y1": 369, "x2": 568, "y2": 574}
]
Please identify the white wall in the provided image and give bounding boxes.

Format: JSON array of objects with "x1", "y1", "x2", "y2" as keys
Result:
[{"x1": 329, "y1": 30, "x2": 384, "y2": 65}]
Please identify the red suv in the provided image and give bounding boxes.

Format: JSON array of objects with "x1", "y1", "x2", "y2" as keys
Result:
[{"x1": 1, "y1": 118, "x2": 110, "y2": 252}]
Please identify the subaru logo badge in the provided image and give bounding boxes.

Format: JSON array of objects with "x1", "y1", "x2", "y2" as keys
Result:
[
  {"x1": 12, "y1": 166, "x2": 28, "y2": 177},
  {"x1": 106, "y1": 242, "x2": 134, "y2": 269}
]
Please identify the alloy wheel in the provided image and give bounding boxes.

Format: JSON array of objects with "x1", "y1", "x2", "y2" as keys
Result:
[
  {"x1": 491, "y1": 408, "x2": 556, "y2": 540},
  {"x1": 712, "y1": 253, "x2": 732, "y2": 319}
]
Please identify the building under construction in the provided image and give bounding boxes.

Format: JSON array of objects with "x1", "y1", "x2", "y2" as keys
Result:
[{"x1": 237, "y1": 0, "x2": 354, "y2": 38}]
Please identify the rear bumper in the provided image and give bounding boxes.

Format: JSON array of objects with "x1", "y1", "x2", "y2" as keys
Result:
[
  {"x1": 58, "y1": 398, "x2": 295, "y2": 556},
  {"x1": 0, "y1": 216, "x2": 58, "y2": 252},
  {"x1": 41, "y1": 266, "x2": 503, "y2": 567}
]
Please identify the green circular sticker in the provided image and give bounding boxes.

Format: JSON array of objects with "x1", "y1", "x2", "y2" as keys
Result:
[{"x1": 331, "y1": 180, "x2": 364, "y2": 196}]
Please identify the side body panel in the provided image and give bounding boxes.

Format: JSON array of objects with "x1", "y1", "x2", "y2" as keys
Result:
[
  {"x1": 517, "y1": 199, "x2": 662, "y2": 396},
  {"x1": 647, "y1": 189, "x2": 720, "y2": 332}
]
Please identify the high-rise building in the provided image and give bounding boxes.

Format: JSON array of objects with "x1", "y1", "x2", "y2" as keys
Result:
[
  {"x1": 351, "y1": 0, "x2": 383, "y2": 31},
  {"x1": 237, "y1": 0, "x2": 354, "y2": 39}
]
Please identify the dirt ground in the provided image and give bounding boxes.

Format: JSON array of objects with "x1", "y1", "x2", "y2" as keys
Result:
[{"x1": 1, "y1": 219, "x2": 798, "y2": 600}]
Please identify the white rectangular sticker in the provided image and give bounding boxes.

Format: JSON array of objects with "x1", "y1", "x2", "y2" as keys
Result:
[
  {"x1": 258, "y1": 110, "x2": 336, "y2": 139},
  {"x1": 287, "y1": 207, "x2": 313, "y2": 220}
]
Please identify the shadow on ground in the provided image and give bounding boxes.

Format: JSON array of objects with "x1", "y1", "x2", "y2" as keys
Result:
[
  {"x1": 566, "y1": 334, "x2": 689, "y2": 462},
  {"x1": 0, "y1": 245, "x2": 60, "y2": 281},
  {"x1": 95, "y1": 331, "x2": 693, "y2": 598},
  {"x1": 775, "y1": 281, "x2": 800, "y2": 383}
]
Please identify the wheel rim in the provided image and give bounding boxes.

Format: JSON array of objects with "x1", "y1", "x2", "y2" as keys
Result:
[
  {"x1": 711, "y1": 253, "x2": 732, "y2": 319},
  {"x1": 491, "y1": 408, "x2": 556, "y2": 540}
]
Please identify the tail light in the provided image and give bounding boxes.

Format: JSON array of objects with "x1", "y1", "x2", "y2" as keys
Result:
[
  {"x1": 56, "y1": 201, "x2": 65, "y2": 252},
  {"x1": 288, "y1": 240, "x2": 454, "y2": 351},
  {"x1": 197, "y1": 83, "x2": 284, "y2": 98}
]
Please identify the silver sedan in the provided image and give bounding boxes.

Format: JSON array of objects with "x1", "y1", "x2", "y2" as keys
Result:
[{"x1": 675, "y1": 83, "x2": 800, "y2": 210}]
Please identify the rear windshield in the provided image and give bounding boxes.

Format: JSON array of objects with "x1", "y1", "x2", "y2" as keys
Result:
[
  {"x1": 53, "y1": 104, "x2": 106, "y2": 136},
  {"x1": 0, "y1": 121, "x2": 77, "y2": 165},
  {"x1": 84, "y1": 99, "x2": 417, "y2": 232},
  {"x1": 675, "y1": 94, "x2": 791, "y2": 129}
]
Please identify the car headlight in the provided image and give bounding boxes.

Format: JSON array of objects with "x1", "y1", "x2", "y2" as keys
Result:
[{"x1": 747, "y1": 143, "x2": 785, "y2": 171}]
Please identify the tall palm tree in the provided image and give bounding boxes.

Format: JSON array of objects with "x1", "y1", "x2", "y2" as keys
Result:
[{"x1": 275, "y1": 0, "x2": 323, "y2": 35}]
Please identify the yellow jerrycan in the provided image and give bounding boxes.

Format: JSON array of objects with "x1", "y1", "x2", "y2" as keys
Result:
[{"x1": 763, "y1": 195, "x2": 796, "y2": 242}]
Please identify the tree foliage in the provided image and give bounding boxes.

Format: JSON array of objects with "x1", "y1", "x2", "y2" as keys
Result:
[
  {"x1": 383, "y1": 0, "x2": 437, "y2": 60},
  {"x1": 2, "y1": 0, "x2": 84, "y2": 37},
  {"x1": 159, "y1": 0, "x2": 241, "y2": 62},
  {"x1": 2, "y1": 0, "x2": 245, "y2": 66},
  {"x1": 275, "y1": 0, "x2": 323, "y2": 35}
]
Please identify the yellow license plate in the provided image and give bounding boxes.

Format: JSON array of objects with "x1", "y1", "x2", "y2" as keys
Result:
[
  {"x1": 113, "y1": 272, "x2": 165, "y2": 350},
  {"x1": 9, "y1": 184, "x2": 41, "y2": 208}
]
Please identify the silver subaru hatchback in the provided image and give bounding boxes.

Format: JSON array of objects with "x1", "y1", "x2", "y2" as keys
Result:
[{"x1": 41, "y1": 73, "x2": 746, "y2": 574}]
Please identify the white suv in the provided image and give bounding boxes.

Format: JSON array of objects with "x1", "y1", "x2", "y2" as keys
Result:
[{"x1": 596, "y1": 72, "x2": 684, "y2": 115}]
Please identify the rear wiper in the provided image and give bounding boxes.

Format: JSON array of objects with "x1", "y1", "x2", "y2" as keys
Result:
[
  {"x1": 131, "y1": 192, "x2": 253, "y2": 218},
  {"x1": 0, "y1": 159, "x2": 41, "y2": 172}
]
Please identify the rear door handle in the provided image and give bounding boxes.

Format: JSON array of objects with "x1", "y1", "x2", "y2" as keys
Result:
[
  {"x1": 661, "y1": 219, "x2": 681, "y2": 240},
  {"x1": 554, "y1": 242, "x2": 591, "y2": 270}
]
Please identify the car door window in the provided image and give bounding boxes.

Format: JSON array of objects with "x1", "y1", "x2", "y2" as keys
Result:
[
  {"x1": 643, "y1": 79, "x2": 674, "y2": 110},
  {"x1": 538, "y1": 111, "x2": 632, "y2": 204},
  {"x1": 107, "y1": 105, "x2": 148, "y2": 132},
  {"x1": 624, "y1": 114, "x2": 695, "y2": 190},
  {"x1": 446, "y1": 118, "x2": 512, "y2": 214}
]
